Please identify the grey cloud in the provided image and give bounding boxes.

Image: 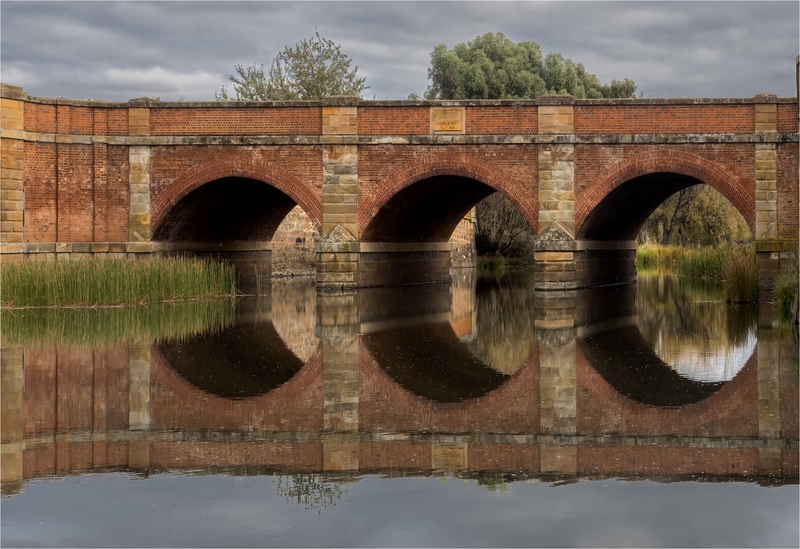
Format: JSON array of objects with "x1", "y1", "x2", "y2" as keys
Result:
[{"x1": 1, "y1": 1, "x2": 797, "y2": 101}]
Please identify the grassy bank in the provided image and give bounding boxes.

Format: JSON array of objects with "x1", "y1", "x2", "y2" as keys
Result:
[
  {"x1": 1, "y1": 257, "x2": 237, "y2": 308},
  {"x1": 637, "y1": 245, "x2": 759, "y2": 303}
]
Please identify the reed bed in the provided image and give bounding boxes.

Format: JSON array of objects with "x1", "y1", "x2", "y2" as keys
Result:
[
  {"x1": 0, "y1": 299, "x2": 237, "y2": 348},
  {"x1": 1, "y1": 257, "x2": 237, "y2": 308},
  {"x1": 775, "y1": 251, "x2": 799, "y2": 322},
  {"x1": 637, "y1": 245, "x2": 759, "y2": 303}
]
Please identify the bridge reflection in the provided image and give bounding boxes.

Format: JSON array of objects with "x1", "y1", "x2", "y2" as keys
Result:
[{"x1": 2, "y1": 272, "x2": 797, "y2": 496}]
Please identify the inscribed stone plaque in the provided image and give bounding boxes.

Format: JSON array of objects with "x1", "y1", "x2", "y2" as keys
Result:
[{"x1": 431, "y1": 107, "x2": 465, "y2": 133}]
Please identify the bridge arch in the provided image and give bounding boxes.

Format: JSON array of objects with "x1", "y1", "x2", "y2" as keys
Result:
[
  {"x1": 151, "y1": 158, "x2": 322, "y2": 239},
  {"x1": 359, "y1": 152, "x2": 537, "y2": 241},
  {"x1": 576, "y1": 150, "x2": 754, "y2": 240}
]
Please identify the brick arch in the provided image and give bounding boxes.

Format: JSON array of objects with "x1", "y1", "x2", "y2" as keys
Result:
[
  {"x1": 151, "y1": 158, "x2": 322, "y2": 236},
  {"x1": 360, "y1": 152, "x2": 537, "y2": 237},
  {"x1": 576, "y1": 150, "x2": 755, "y2": 236}
]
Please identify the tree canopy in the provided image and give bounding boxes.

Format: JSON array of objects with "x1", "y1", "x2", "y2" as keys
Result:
[
  {"x1": 425, "y1": 32, "x2": 636, "y2": 100},
  {"x1": 217, "y1": 30, "x2": 368, "y2": 101}
]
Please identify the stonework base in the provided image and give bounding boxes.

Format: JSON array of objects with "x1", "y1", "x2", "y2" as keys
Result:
[
  {"x1": 534, "y1": 242, "x2": 637, "y2": 291},
  {"x1": 358, "y1": 250, "x2": 452, "y2": 288}
]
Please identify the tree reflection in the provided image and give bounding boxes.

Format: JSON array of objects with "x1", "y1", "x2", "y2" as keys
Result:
[
  {"x1": 636, "y1": 271, "x2": 756, "y2": 382},
  {"x1": 274, "y1": 473, "x2": 352, "y2": 512},
  {"x1": 467, "y1": 272, "x2": 537, "y2": 375}
]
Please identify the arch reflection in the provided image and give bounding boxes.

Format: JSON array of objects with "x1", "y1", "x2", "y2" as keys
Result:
[
  {"x1": 158, "y1": 322, "x2": 306, "y2": 399},
  {"x1": 577, "y1": 272, "x2": 757, "y2": 406},
  {"x1": 359, "y1": 272, "x2": 536, "y2": 403},
  {"x1": 362, "y1": 323, "x2": 511, "y2": 403}
]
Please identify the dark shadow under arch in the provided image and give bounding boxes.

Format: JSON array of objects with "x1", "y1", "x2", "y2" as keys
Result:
[
  {"x1": 152, "y1": 177, "x2": 298, "y2": 242},
  {"x1": 362, "y1": 322, "x2": 511, "y2": 402},
  {"x1": 157, "y1": 321, "x2": 305, "y2": 399},
  {"x1": 362, "y1": 175, "x2": 496, "y2": 242},
  {"x1": 579, "y1": 173, "x2": 705, "y2": 241}
]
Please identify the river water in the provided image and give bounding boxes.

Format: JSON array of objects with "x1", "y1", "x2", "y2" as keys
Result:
[{"x1": 1, "y1": 270, "x2": 798, "y2": 547}]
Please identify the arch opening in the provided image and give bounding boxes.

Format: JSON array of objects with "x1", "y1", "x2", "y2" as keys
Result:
[
  {"x1": 152, "y1": 177, "x2": 300, "y2": 242},
  {"x1": 579, "y1": 173, "x2": 707, "y2": 241},
  {"x1": 362, "y1": 175, "x2": 498, "y2": 242}
]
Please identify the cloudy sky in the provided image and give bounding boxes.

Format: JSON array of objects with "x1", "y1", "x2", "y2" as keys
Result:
[{"x1": 1, "y1": 1, "x2": 798, "y2": 102}]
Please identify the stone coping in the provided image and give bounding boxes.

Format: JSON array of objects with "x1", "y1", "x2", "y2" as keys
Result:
[
  {"x1": 7, "y1": 428, "x2": 798, "y2": 450},
  {"x1": 0, "y1": 241, "x2": 272, "y2": 254},
  {"x1": 754, "y1": 240, "x2": 799, "y2": 252},
  {"x1": 534, "y1": 240, "x2": 639, "y2": 252},
  {"x1": 3, "y1": 83, "x2": 796, "y2": 106},
  {"x1": 359, "y1": 242, "x2": 453, "y2": 253},
  {"x1": 3, "y1": 129, "x2": 796, "y2": 145}
]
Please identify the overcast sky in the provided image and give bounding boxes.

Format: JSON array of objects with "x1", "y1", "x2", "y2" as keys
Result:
[{"x1": 1, "y1": 1, "x2": 798, "y2": 102}]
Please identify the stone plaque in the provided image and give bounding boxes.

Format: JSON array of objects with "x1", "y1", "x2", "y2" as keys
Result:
[{"x1": 430, "y1": 107, "x2": 464, "y2": 133}]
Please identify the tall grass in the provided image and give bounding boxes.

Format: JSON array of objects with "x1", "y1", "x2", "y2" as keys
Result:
[
  {"x1": 1, "y1": 257, "x2": 237, "y2": 308},
  {"x1": 775, "y1": 251, "x2": 799, "y2": 322},
  {"x1": 637, "y1": 245, "x2": 759, "y2": 303},
  {"x1": 0, "y1": 299, "x2": 237, "y2": 347},
  {"x1": 721, "y1": 253, "x2": 760, "y2": 303},
  {"x1": 477, "y1": 256, "x2": 505, "y2": 274}
]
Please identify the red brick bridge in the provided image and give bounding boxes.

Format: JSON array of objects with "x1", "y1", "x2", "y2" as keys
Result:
[{"x1": 1, "y1": 83, "x2": 797, "y2": 289}]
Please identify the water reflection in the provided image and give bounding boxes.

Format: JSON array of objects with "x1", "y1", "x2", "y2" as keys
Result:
[
  {"x1": 637, "y1": 271, "x2": 757, "y2": 383},
  {"x1": 2, "y1": 269, "x2": 797, "y2": 505},
  {"x1": 158, "y1": 322, "x2": 306, "y2": 398}
]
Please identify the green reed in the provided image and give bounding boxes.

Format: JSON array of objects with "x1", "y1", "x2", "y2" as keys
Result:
[
  {"x1": 0, "y1": 299, "x2": 237, "y2": 347},
  {"x1": 775, "y1": 252, "x2": 799, "y2": 322},
  {"x1": 477, "y1": 256, "x2": 505, "y2": 274},
  {"x1": 1, "y1": 257, "x2": 237, "y2": 308},
  {"x1": 637, "y1": 245, "x2": 759, "y2": 303}
]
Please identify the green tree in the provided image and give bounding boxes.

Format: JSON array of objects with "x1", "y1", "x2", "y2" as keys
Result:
[
  {"x1": 639, "y1": 186, "x2": 752, "y2": 247},
  {"x1": 217, "y1": 30, "x2": 368, "y2": 101},
  {"x1": 425, "y1": 32, "x2": 637, "y2": 100}
]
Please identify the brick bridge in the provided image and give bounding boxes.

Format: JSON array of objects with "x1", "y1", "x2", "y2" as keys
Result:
[{"x1": 1, "y1": 83, "x2": 797, "y2": 289}]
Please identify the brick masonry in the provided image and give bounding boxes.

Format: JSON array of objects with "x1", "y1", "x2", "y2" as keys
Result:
[{"x1": 1, "y1": 84, "x2": 797, "y2": 288}]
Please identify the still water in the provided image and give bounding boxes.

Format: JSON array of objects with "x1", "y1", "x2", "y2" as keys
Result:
[{"x1": 2, "y1": 270, "x2": 798, "y2": 547}]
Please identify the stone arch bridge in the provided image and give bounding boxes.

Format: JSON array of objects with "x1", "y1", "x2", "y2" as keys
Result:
[{"x1": 1, "y1": 83, "x2": 797, "y2": 290}]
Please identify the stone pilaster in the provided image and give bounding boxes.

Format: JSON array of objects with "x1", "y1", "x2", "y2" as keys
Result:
[
  {"x1": 1, "y1": 87, "x2": 26, "y2": 247},
  {"x1": 537, "y1": 144, "x2": 575, "y2": 237},
  {"x1": 318, "y1": 138, "x2": 360, "y2": 289},
  {"x1": 129, "y1": 145, "x2": 151, "y2": 242},
  {"x1": 755, "y1": 143, "x2": 778, "y2": 240},
  {"x1": 321, "y1": 144, "x2": 358, "y2": 238},
  {"x1": 317, "y1": 100, "x2": 360, "y2": 290}
]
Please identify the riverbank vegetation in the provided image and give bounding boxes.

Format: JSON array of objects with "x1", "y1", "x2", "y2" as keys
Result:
[
  {"x1": 0, "y1": 299, "x2": 237, "y2": 347},
  {"x1": 636, "y1": 245, "x2": 760, "y2": 303},
  {"x1": 1, "y1": 257, "x2": 236, "y2": 308}
]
